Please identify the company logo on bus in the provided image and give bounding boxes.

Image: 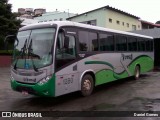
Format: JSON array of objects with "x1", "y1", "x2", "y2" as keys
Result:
[
  {"x1": 23, "y1": 77, "x2": 36, "y2": 83},
  {"x1": 122, "y1": 54, "x2": 133, "y2": 61}
]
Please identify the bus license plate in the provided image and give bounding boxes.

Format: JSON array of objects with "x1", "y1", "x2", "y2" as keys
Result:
[{"x1": 22, "y1": 91, "x2": 28, "y2": 95}]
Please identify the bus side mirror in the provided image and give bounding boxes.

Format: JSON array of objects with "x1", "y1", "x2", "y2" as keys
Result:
[
  {"x1": 59, "y1": 28, "x2": 65, "y2": 35},
  {"x1": 64, "y1": 36, "x2": 69, "y2": 49}
]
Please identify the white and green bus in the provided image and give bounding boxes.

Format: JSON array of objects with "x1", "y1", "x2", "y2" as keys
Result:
[{"x1": 9, "y1": 21, "x2": 154, "y2": 97}]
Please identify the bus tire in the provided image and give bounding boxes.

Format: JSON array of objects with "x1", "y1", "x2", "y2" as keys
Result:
[
  {"x1": 134, "y1": 65, "x2": 140, "y2": 80},
  {"x1": 81, "y1": 74, "x2": 94, "y2": 97}
]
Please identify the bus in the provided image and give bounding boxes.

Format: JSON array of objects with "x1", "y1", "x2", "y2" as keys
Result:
[{"x1": 8, "y1": 21, "x2": 154, "y2": 97}]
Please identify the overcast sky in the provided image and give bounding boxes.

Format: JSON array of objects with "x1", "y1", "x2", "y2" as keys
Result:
[{"x1": 8, "y1": 0, "x2": 160, "y2": 23}]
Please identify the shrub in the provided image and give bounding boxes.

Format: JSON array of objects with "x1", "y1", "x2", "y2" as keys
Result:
[{"x1": 0, "y1": 50, "x2": 13, "y2": 55}]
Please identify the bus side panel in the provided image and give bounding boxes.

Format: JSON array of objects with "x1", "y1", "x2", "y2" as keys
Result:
[
  {"x1": 55, "y1": 62, "x2": 79, "y2": 97},
  {"x1": 54, "y1": 52, "x2": 154, "y2": 96},
  {"x1": 81, "y1": 52, "x2": 154, "y2": 86},
  {"x1": 127, "y1": 52, "x2": 154, "y2": 74}
]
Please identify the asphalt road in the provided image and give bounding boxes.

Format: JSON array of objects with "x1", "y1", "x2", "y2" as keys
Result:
[{"x1": 1, "y1": 67, "x2": 160, "y2": 120}]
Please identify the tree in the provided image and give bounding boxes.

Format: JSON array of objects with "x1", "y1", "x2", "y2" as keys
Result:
[{"x1": 0, "y1": 0, "x2": 21, "y2": 50}]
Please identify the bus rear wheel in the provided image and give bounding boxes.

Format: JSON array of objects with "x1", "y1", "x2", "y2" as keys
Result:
[
  {"x1": 81, "y1": 74, "x2": 94, "y2": 97},
  {"x1": 134, "y1": 65, "x2": 140, "y2": 80}
]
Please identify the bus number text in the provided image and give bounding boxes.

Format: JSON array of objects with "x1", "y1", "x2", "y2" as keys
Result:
[{"x1": 63, "y1": 78, "x2": 73, "y2": 85}]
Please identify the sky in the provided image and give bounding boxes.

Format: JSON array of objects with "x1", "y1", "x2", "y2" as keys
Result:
[{"x1": 8, "y1": 0, "x2": 160, "y2": 23}]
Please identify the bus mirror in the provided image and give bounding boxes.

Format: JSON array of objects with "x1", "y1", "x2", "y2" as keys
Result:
[
  {"x1": 64, "y1": 36, "x2": 69, "y2": 49},
  {"x1": 59, "y1": 28, "x2": 65, "y2": 35}
]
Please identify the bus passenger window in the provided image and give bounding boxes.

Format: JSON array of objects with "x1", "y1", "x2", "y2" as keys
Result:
[
  {"x1": 79, "y1": 31, "x2": 89, "y2": 51},
  {"x1": 138, "y1": 39, "x2": 145, "y2": 51},
  {"x1": 116, "y1": 35, "x2": 127, "y2": 51},
  {"x1": 146, "y1": 39, "x2": 153, "y2": 51},
  {"x1": 99, "y1": 33, "x2": 114, "y2": 51},
  {"x1": 128, "y1": 37, "x2": 137, "y2": 51},
  {"x1": 89, "y1": 32, "x2": 98, "y2": 51}
]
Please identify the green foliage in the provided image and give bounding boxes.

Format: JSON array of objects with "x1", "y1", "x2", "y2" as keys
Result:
[
  {"x1": 0, "y1": 50, "x2": 13, "y2": 55},
  {"x1": 0, "y1": 0, "x2": 21, "y2": 50}
]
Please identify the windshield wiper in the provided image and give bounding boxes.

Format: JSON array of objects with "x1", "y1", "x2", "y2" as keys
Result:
[
  {"x1": 14, "y1": 39, "x2": 28, "y2": 70},
  {"x1": 28, "y1": 39, "x2": 38, "y2": 72}
]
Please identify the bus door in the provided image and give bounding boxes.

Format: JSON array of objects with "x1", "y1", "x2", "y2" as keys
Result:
[{"x1": 54, "y1": 28, "x2": 79, "y2": 96}]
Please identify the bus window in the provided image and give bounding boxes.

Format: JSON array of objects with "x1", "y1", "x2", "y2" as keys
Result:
[
  {"x1": 89, "y1": 32, "x2": 98, "y2": 51},
  {"x1": 78, "y1": 31, "x2": 89, "y2": 51},
  {"x1": 138, "y1": 38, "x2": 145, "y2": 51},
  {"x1": 146, "y1": 39, "x2": 153, "y2": 51},
  {"x1": 56, "y1": 32, "x2": 76, "y2": 69},
  {"x1": 128, "y1": 37, "x2": 137, "y2": 51},
  {"x1": 116, "y1": 35, "x2": 127, "y2": 51},
  {"x1": 64, "y1": 35, "x2": 76, "y2": 57},
  {"x1": 99, "y1": 33, "x2": 114, "y2": 51}
]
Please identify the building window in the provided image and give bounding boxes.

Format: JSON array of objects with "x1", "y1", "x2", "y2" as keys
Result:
[
  {"x1": 87, "y1": 21, "x2": 91, "y2": 24},
  {"x1": 122, "y1": 22, "x2": 125, "y2": 26},
  {"x1": 59, "y1": 18, "x2": 63, "y2": 21},
  {"x1": 54, "y1": 19, "x2": 57, "y2": 21},
  {"x1": 138, "y1": 25, "x2": 140, "y2": 28},
  {"x1": 127, "y1": 23, "x2": 129, "y2": 27},
  {"x1": 109, "y1": 18, "x2": 112, "y2": 23},
  {"x1": 117, "y1": 20, "x2": 120, "y2": 25},
  {"x1": 81, "y1": 20, "x2": 96, "y2": 26},
  {"x1": 132, "y1": 25, "x2": 136, "y2": 30}
]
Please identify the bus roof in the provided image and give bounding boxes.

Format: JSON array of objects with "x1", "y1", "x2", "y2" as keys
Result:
[{"x1": 20, "y1": 21, "x2": 153, "y2": 39}]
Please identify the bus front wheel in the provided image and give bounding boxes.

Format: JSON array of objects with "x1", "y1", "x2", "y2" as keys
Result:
[
  {"x1": 134, "y1": 65, "x2": 140, "y2": 80},
  {"x1": 81, "y1": 74, "x2": 94, "y2": 97}
]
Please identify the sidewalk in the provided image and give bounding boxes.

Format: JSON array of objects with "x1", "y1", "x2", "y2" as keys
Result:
[{"x1": 0, "y1": 67, "x2": 10, "y2": 81}]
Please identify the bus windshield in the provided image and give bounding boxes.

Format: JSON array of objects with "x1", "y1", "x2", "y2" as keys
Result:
[{"x1": 13, "y1": 28, "x2": 56, "y2": 69}]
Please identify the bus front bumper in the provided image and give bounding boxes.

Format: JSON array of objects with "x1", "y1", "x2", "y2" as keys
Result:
[{"x1": 10, "y1": 75, "x2": 55, "y2": 97}]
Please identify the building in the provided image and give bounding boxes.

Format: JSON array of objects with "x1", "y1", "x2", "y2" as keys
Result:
[
  {"x1": 25, "y1": 8, "x2": 33, "y2": 15},
  {"x1": 18, "y1": 8, "x2": 34, "y2": 18},
  {"x1": 20, "y1": 14, "x2": 33, "y2": 19},
  {"x1": 34, "y1": 8, "x2": 46, "y2": 16},
  {"x1": 34, "y1": 11, "x2": 76, "y2": 22},
  {"x1": 18, "y1": 8, "x2": 25, "y2": 15},
  {"x1": 141, "y1": 20, "x2": 160, "y2": 29},
  {"x1": 17, "y1": 17, "x2": 38, "y2": 26},
  {"x1": 67, "y1": 5, "x2": 141, "y2": 31}
]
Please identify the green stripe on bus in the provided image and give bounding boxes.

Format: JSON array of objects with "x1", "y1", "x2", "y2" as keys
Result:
[
  {"x1": 85, "y1": 55, "x2": 154, "y2": 86},
  {"x1": 85, "y1": 61, "x2": 114, "y2": 69}
]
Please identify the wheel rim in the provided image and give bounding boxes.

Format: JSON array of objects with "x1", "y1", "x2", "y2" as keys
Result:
[{"x1": 83, "y1": 79, "x2": 91, "y2": 91}]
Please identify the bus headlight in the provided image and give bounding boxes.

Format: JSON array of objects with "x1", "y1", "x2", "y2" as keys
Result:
[
  {"x1": 11, "y1": 74, "x2": 14, "y2": 82},
  {"x1": 38, "y1": 76, "x2": 51, "y2": 85}
]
